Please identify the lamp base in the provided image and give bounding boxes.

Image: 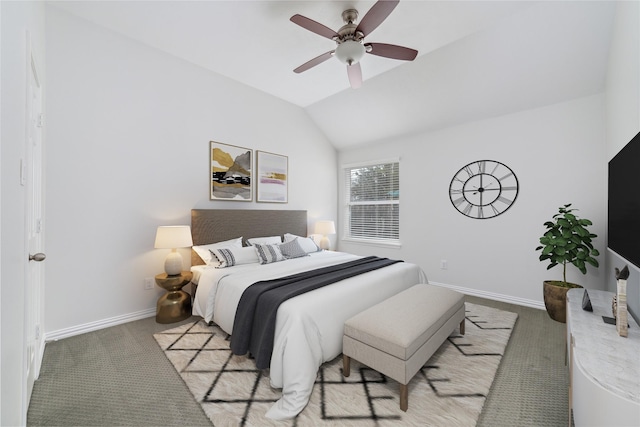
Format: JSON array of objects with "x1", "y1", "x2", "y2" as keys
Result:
[
  {"x1": 164, "y1": 251, "x2": 183, "y2": 276},
  {"x1": 319, "y1": 236, "x2": 331, "y2": 251}
]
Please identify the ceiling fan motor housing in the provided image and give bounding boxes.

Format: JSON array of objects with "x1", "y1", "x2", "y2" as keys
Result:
[{"x1": 335, "y1": 9, "x2": 365, "y2": 65}]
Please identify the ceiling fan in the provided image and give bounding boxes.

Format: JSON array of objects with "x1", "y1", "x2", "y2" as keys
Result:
[{"x1": 290, "y1": 0, "x2": 418, "y2": 89}]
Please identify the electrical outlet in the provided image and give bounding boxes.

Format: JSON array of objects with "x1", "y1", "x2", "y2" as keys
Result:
[
  {"x1": 440, "y1": 260, "x2": 448, "y2": 270},
  {"x1": 144, "y1": 277, "x2": 154, "y2": 290}
]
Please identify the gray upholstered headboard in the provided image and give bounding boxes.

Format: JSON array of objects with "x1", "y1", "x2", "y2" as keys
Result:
[{"x1": 191, "y1": 209, "x2": 308, "y2": 265}]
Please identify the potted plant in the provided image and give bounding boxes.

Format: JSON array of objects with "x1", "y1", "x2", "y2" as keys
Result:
[{"x1": 535, "y1": 204, "x2": 600, "y2": 323}]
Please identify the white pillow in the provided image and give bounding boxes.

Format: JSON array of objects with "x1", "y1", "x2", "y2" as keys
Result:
[
  {"x1": 246, "y1": 236, "x2": 282, "y2": 246},
  {"x1": 192, "y1": 237, "x2": 243, "y2": 265},
  {"x1": 283, "y1": 233, "x2": 299, "y2": 242},
  {"x1": 283, "y1": 234, "x2": 321, "y2": 254},
  {"x1": 254, "y1": 243, "x2": 285, "y2": 264},
  {"x1": 210, "y1": 246, "x2": 259, "y2": 268}
]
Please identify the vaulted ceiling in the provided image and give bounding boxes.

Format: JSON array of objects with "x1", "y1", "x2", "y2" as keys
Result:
[{"x1": 50, "y1": 1, "x2": 616, "y2": 149}]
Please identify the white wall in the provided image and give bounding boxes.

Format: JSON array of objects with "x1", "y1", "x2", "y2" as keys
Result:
[
  {"x1": 1, "y1": 1, "x2": 46, "y2": 425},
  {"x1": 604, "y1": 1, "x2": 640, "y2": 319},
  {"x1": 307, "y1": 1, "x2": 614, "y2": 150},
  {"x1": 339, "y1": 95, "x2": 606, "y2": 308},
  {"x1": 44, "y1": 6, "x2": 337, "y2": 336}
]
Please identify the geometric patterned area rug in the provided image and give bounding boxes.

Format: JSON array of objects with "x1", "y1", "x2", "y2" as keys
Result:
[{"x1": 154, "y1": 303, "x2": 517, "y2": 427}]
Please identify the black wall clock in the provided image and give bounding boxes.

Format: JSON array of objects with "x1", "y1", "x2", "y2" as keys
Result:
[{"x1": 449, "y1": 160, "x2": 519, "y2": 219}]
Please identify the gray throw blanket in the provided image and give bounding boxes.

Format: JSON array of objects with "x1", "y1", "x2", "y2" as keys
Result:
[{"x1": 230, "y1": 256, "x2": 403, "y2": 369}]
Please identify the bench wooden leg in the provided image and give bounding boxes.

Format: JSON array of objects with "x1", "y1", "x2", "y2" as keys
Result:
[
  {"x1": 343, "y1": 354, "x2": 350, "y2": 377},
  {"x1": 400, "y1": 383, "x2": 408, "y2": 411},
  {"x1": 460, "y1": 318, "x2": 465, "y2": 335}
]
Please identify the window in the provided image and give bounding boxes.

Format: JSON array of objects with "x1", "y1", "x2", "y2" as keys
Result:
[{"x1": 344, "y1": 160, "x2": 399, "y2": 244}]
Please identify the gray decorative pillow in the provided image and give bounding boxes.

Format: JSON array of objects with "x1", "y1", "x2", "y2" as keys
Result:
[
  {"x1": 254, "y1": 243, "x2": 285, "y2": 264},
  {"x1": 284, "y1": 234, "x2": 321, "y2": 253},
  {"x1": 279, "y1": 239, "x2": 308, "y2": 259}
]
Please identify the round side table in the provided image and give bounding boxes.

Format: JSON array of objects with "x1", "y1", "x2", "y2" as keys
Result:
[{"x1": 155, "y1": 271, "x2": 193, "y2": 324}]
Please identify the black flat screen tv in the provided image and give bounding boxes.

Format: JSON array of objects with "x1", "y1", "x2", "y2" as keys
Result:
[{"x1": 608, "y1": 131, "x2": 640, "y2": 269}]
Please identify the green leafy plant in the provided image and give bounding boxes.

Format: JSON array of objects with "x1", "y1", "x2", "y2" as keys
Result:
[{"x1": 535, "y1": 204, "x2": 600, "y2": 286}]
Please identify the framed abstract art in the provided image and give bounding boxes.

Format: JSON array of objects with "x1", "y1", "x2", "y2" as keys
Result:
[
  {"x1": 256, "y1": 150, "x2": 288, "y2": 203},
  {"x1": 210, "y1": 141, "x2": 252, "y2": 201}
]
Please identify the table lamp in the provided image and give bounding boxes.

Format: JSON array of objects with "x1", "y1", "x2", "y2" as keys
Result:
[
  {"x1": 154, "y1": 225, "x2": 193, "y2": 276},
  {"x1": 315, "y1": 220, "x2": 336, "y2": 250}
]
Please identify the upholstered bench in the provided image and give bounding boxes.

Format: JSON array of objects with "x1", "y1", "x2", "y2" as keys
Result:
[{"x1": 342, "y1": 284, "x2": 465, "y2": 412}]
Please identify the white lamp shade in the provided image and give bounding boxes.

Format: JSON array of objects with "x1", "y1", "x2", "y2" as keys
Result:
[
  {"x1": 154, "y1": 226, "x2": 193, "y2": 249},
  {"x1": 314, "y1": 220, "x2": 336, "y2": 236}
]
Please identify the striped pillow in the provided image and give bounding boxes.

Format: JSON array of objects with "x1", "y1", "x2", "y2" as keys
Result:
[
  {"x1": 210, "y1": 246, "x2": 259, "y2": 268},
  {"x1": 254, "y1": 243, "x2": 285, "y2": 264},
  {"x1": 279, "y1": 238, "x2": 308, "y2": 259},
  {"x1": 193, "y1": 237, "x2": 243, "y2": 265}
]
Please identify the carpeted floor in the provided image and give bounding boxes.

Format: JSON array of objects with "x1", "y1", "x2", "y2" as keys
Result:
[
  {"x1": 469, "y1": 296, "x2": 570, "y2": 427},
  {"x1": 27, "y1": 296, "x2": 569, "y2": 426},
  {"x1": 154, "y1": 303, "x2": 517, "y2": 426}
]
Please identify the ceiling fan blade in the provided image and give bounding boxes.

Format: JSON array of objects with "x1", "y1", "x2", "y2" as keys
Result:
[
  {"x1": 293, "y1": 51, "x2": 334, "y2": 73},
  {"x1": 290, "y1": 14, "x2": 339, "y2": 40},
  {"x1": 365, "y1": 43, "x2": 418, "y2": 61},
  {"x1": 347, "y1": 63, "x2": 363, "y2": 89},
  {"x1": 356, "y1": 0, "x2": 399, "y2": 36}
]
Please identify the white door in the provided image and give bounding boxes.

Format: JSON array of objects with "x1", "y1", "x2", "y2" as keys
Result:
[{"x1": 24, "y1": 39, "x2": 45, "y2": 415}]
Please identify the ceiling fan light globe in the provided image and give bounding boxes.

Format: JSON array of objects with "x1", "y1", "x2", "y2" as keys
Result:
[{"x1": 334, "y1": 40, "x2": 365, "y2": 65}]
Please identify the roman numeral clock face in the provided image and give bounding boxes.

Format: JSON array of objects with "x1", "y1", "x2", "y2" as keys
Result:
[{"x1": 449, "y1": 160, "x2": 519, "y2": 219}]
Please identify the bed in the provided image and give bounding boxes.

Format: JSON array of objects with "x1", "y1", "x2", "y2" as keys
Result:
[{"x1": 189, "y1": 209, "x2": 428, "y2": 420}]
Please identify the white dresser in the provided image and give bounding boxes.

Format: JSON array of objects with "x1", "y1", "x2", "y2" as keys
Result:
[{"x1": 566, "y1": 288, "x2": 640, "y2": 426}]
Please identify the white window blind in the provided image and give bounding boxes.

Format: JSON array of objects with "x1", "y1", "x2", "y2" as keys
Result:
[{"x1": 344, "y1": 161, "x2": 399, "y2": 242}]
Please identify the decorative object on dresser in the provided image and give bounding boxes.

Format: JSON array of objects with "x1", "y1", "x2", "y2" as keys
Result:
[
  {"x1": 535, "y1": 204, "x2": 600, "y2": 323},
  {"x1": 154, "y1": 225, "x2": 193, "y2": 276},
  {"x1": 448, "y1": 160, "x2": 519, "y2": 219},
  {"x1": 155, "y1": 271, "x2": 192, "y2": 324},
  {"x1": 314, "y1": 220, "x2": 336, "y2": 250},
  {"x1": 566, "y1": 288, "x2": 639, "y2": 426},
  {"x1": 154, "y1": 302, "x2": 517, "y2": 426},
  {"x1": 210, "y1": 141, "x2": 252, "y2": 201},
  {"x1": 256, "y1": 150, "x2": 288, "y2": 203},
  {"x1": 615, "y1": 265, "x2": 629, "y2": 337},
  {"x1": 581, "y1": 289, "x2": 592, "y2": 311}
]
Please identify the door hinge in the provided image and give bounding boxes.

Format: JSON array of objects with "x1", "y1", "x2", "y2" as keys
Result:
[{"x1": 36, "y1": 113, "x2": 44, "y2": 128}]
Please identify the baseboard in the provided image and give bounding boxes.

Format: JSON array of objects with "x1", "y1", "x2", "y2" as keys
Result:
[
  {"x1": 429, "y1": 281, "x2": 546, "y2": 311},
  {"x1": 41, "y1": 285, "x2": 543, "y2": 341},
  {"x1": 44, "y1": 308, "x2": 156, "y2": 342}
]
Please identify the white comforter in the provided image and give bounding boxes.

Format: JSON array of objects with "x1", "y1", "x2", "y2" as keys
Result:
[{"x1": 192, "y1": 251, "x2": 427, "y2": 419}]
